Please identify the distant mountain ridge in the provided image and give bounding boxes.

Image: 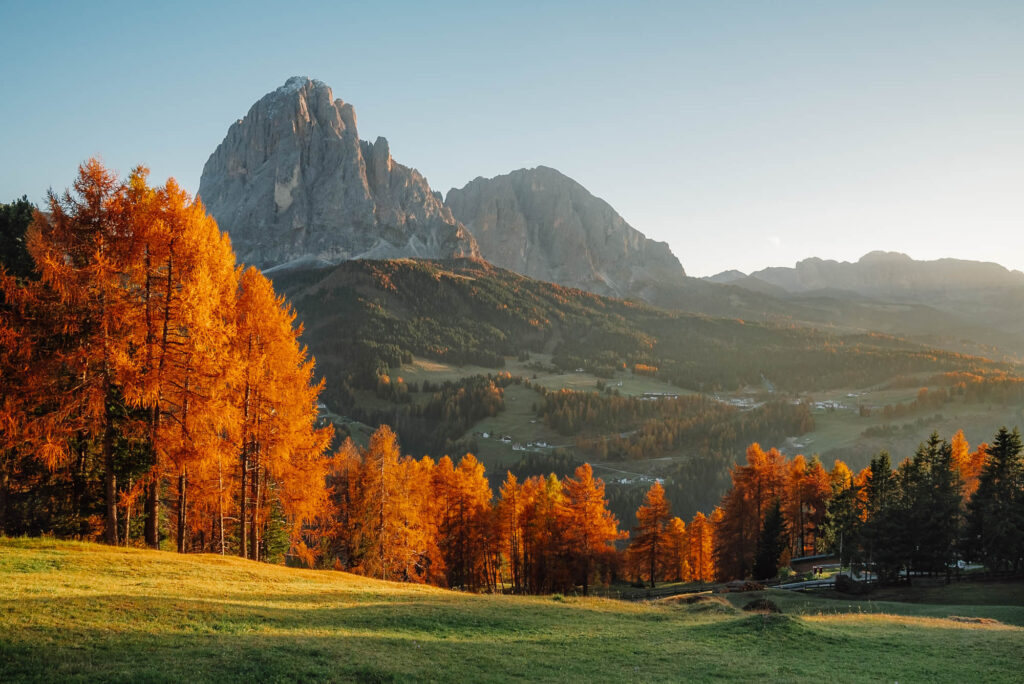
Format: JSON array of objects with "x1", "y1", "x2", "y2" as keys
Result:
[
  {"x1": 198, "y1": 77, "x2": 480, "y2": 269},
  {"x1": 445, "y1": 166, "x2": 686, "y2": 299},
  {"x1": 709, "y1": 252, "x2": 1024, "y2": 298},
  {"x1": 703, "y1": 252, "x2": 1024, "y2": 360}
]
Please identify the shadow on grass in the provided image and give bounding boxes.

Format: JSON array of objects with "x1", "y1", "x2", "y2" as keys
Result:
[
  {"x1": 2, "y1": 593, "x2": 1023, "y2": 683},
  {"x1": 726, "y1": 588, "x2": 1024, "y2": 627}
]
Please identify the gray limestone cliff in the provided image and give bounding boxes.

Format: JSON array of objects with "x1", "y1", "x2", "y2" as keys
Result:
[
  {"x1": 198, "y1": 77, "x2": 479, "y2": 269},
  {"x1": 445, "y1": 166, "x2": 685, "y2": 299}
]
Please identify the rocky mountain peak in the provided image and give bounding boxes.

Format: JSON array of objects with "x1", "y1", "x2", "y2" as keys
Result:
[
  {"x1": 444, "y1": 166, "x2": 685, "y2": 299},
  {"x1": 198, "y1": 77, "x2": 479, "y2": 270}
]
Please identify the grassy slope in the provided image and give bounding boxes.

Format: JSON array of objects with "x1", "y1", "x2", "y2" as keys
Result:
[{"x1": 1, "y1": 539, "x2": 1021, "y2": 682}]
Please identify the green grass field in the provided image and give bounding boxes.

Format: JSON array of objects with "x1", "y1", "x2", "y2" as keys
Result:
[
  {"x1": 383, "y1": 355, "x2": 695, "y2": 470},
  {"x1": 368, "y1": 355, "x2": 1024, "y2": 490},
  {"x1": 391, "y1": 354, "x2": 692, "y2": 398},
  {"x1": 382, "y1": 358, "x2": 1024, "y2": 475},
  {"x1": 1, "y1": 538, "x2": 1021, "y2": 682}
]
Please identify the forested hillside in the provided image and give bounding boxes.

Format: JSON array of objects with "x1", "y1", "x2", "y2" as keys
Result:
[{"x1": 271, "y1": 258, "x2": 1012, "y2": 404}]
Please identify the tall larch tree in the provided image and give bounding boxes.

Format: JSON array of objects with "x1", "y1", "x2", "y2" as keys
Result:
[
  {"x1": 629, "y1": 481, "x2": 671, "y2": 587},
  {"x1": 497, "y1": 471, "x2": 525, "y2": 593},
  {"x1": 151, "y1": 182, "x2": 238, "y2": 553},
  {"x1": 686, "y1": 511, "x2": 715, "y2": 582},
  {"x1": 950, "y1": 430, "x2": 987, "y2": 502},
  {"x1": 715, "y1": 443, "x2": 787, "y2": 579},
  {"x1": 350, "y1": 426, "x2": 430, "y2": 581},
  {"x1": 786, "y1": 455, "x2": 831, "y2": 557},
  {"x1": 26, "y1": 159, "x2": 137, "y2": 545},
  {"x1": 558, "y1": 463, "x2": 624, "y2": 595},
  {"x1": 435, "y1": 454, "x2": 494, "y2": 590},
  {"x1": 231, "y1": 267, "x2": 332, "y2": 560},
  {"x1": 662, "y1": 517, "x2": 690, "y2": 582},
  {"x1": 520, "y1": 473, "x2": 564, "y2": 593},
  {"x1": 0, "y1": 264, "x2": 50, "y2": 534}
]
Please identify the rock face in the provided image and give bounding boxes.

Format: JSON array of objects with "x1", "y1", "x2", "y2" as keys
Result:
[
  {"x1": 198, "y1": 77, "x2": 479, "y2": 269},
  {"x1": 445, "y1": 166, "x2": 685, "y2": 299},
  {"x1": 741, "y1": 251, "x2": 1024, "y2": 298}
]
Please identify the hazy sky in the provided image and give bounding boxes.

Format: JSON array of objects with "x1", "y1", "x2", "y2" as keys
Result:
[{"x1": 2, "y1": 1, "x2": 1021, "y2": 276}]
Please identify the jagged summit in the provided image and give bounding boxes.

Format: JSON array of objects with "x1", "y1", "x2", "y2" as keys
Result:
[
  {"x1": 445, "y1": 166, "x2": 685, "y2": 299},
  {"x1": 279, "y1": 75, "x2": 327, "y2": 92},
  {"x1": 198, "y1": 77, "x2": 479, "y2": 270},
  {"x1": 198, "y1": 79, "x2": 685, "y2": 302}
]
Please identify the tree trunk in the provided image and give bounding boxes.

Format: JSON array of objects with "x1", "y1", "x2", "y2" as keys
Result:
[
  {"x1": 217, "y1": 453, "x2": 225, "y2": 554},
  {"x1": 249, "y1": 449, "x2": 260, "y2": 562},
  {"x1": 73, "y1": 439, "x2": 87, "y2": 538},
  {"x1": 176, "y1": 468, "x2": 187, "y2": 553},
  {"x1": 0, "y1": 466, "x2": 8, "y2": 535},
  {"x1": 378, "y1": 454, "x2": 386, "y2": 580},
  {"x1": 124, "y1": 479, "x2": 132, "y2": 546},
  {"x1": 142, "y1": 248, "x2": 159, "y2": 550},
  {"x1": 649, "y1": 534, "x2": 658, "y2": 588},
  {"x1": 145, "y1": 477, "x2": 159, "y2": 548},
  {"x1": 239, "y1": 373, "x2": 252, "y2": 559},
  {"x1": 240, "y1": 450, "x2": 248, "y2": 559},
  {"x1": 103, "y1": 402, "x2": 118, "y2": 546}
]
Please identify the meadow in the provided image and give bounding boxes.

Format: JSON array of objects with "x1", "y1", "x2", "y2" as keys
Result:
[{"x1": 1, "y1": 538, "x2": 1021, "y2": 682}]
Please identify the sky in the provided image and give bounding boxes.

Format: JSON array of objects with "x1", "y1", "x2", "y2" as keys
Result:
[{"x1": 1, "y1": 1, "x2": 1021, "y2": 277}]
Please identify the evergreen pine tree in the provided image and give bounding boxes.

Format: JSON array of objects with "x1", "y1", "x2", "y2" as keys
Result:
[
  {"x1": 753, "y1": 498, "x2": 788, "y2": 580},
  {"x1": 0, "y1": 197, "x2": 36, "y2": 280},
  {"x1": 861, "y1": 451, "x2": 902, "y2": 581},
  {"x1": 967, "y1": 427, "x2": 1024, "y2": 570}
]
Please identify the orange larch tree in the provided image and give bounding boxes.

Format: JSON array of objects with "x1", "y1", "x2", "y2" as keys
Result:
[
  {"x1": 349, "y1": 426, "x2": 431, "y2": 581},
  {"x1": 662, "y1": 516, "x2": 690, "y2": 582},
  {"x1": 951, "y1": 430, "x2": 986, "y2": 501},
  {"x1": 26, "y1": 159, "x2": 138, "y2": 545},
  {"x1": 323, "y1": 438, "x2": 363, "y2": 569},
  {"x1": 628, "y1": 481, "x2": 671, "y2": 588},
  {"x1": 785, "y1": 455, "x2": 831, "y2": 557},
  {"x1": 558, "y1": 463, "x2": 625, "y2": 595},
  {"x1": 496, "y1": 471, "x2": 525, "y2": 593},
  {"x1": 231, "y1": 267, "x2": 334, "y2": 560},
  {"x1": 830, "y1": 459, "x2": 853, "y2": 492},
  {"x1": 714, "y1": 443, "x2": 787, "y2": 579},
  {"x1": 155, "y1": 183, "x2": 238, "y2": 553},
  {"x1": 686, "y1": 510, "x2": 715, "y2": 582},
  {"x1": 434, "y1": 453, "x2": 494, "y2": 590},
  {"x1": 520, "y1": 473, "x2": 564, "y2": 593},
  {"x1": 0, "y1": 265, "x2": 58, "y2": 533}
]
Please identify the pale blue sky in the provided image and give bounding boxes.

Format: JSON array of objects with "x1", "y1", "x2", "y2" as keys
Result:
[{"x1": 1, "y1": 1, "x2": 1021, "y2": 276}]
